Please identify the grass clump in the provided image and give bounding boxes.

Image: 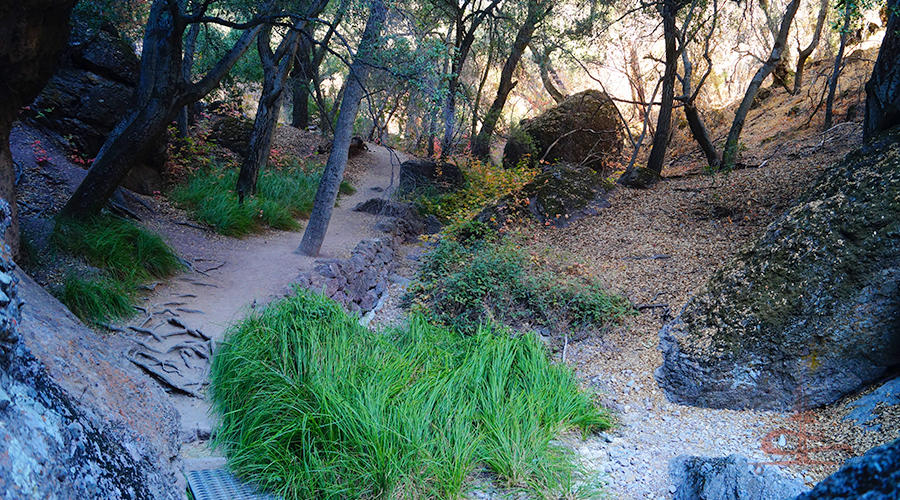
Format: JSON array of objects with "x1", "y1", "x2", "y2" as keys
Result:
[
  {"x1": 406, "y1": 222, "x2": 634, "y2": 336},
  {"x1": 171, "y1": 159, "x2": 355, "y2": 237},
  {"x1": 210, "y1": 289, "x2": 610, "y2": 500},
  {"x1": 50, "y1": 215, "x2": 183, "y2": 324}
]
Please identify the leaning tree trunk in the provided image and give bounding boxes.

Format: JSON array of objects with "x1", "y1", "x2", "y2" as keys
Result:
[
  {"x1": 825, "y1": 5, "x2": 852, "y2": 130},
  {"x1": 680, "y1": 0, "x2": 720, "y2": 168},
  {"x1": 864, "y1": 0, "x2": 900, "y2": 141},
  {"x1": 298, "y1": 0, "x2": 387, "y2": 257},
  {"x1": 176, "y1": 22, "x2": 200, "y2": 139},
  {"x1": 619, "y1": 0, "x2": 679, "y2": 185},
  {"x1": 471, "y1": 2, "x2": 544, "y2": 159},
  {"x1": 533, "y1": 45, "x2": 566, "y2": 104},
  {"x1": 722, "y1": 0, "x2": 800, "y2": 169},
  {"x1": 58, "y1": 0, "x2": 261, "y2": 219},
  {"x1": 794, "y1": 0, "x2": 829, "y2": 95}
]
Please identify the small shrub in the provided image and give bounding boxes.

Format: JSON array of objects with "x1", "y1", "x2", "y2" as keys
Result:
[
  {"x1": 407, "y1": 226, "x2": 633, "y2": 336},
  {"x1": 414, "y1": 158, "x2": 537, "y2": 226},
  {"x1": 58, "y1": 273, "x2": 134, "y2": 324},
  {"x1": 50, "y1": 216, "x2": 183, "y2": 324},
  {"x1": 210, "y1": 289, "x2": 609, "y2": 500}
]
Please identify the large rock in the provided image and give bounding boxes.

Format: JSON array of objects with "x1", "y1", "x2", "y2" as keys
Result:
[
  {"x1": 398, "y1": 158, "x2": 464, "y2": 195},
  {"x1": 0, "y1": 201, "x2": 181, "y2": 498},
  {"x1": 209, "y1": 116, "x2": 254, "y2": 157},
  {"x1": 503, "y1": 90, "x2": 623, "y2": 171},
  {"x1": 656, "y1": 133, "x2": 900, "y2": 411},
  {"x1": 24, "y1": 26, "x2": 168, "y2": 195},
  {"x1": 670, "y1": 455, "x2": 807, "y2": 500},
  {"x1": 478, "y1": 163, "x2": 612, "y2": 228},
  {"x1": 793, "y1": 438, "x2": 900, "y2": 499}
]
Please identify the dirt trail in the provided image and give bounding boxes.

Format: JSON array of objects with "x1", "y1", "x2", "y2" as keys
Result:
[{"x1": 127, "y1": 144, "x2": 407, "y2": 455}]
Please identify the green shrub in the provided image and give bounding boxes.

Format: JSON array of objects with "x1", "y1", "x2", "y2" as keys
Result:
[
  {"x1": 50, "y1": 216, "x2": 183, "y2": 324},
  {"x1": 58, "y1": 273, "x2": 134, "y2": 324},
  {"x1": 210, "y1": 289, "x2": 609, "y2": 500},
  {"x1": 414, "y1": 158, "x2": 537, "y2": 226},
  {"x1": 406, "y1": 226, "x2": 634, "y2": 336},
  {"x1": 171, "y1": 159, "x2": 338, "y2": 237}
]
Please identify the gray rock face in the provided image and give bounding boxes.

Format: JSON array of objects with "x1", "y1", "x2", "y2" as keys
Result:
[
  {"x1": 0, "y1": 198, "x2": 181, "y2": 498},
  {"x1": 656, "y1": 134, "x2": 900, "y2": 411},
  {"x1": 670, "y1": 455, "x2": 807, "y2": 500},
  {"x1": 793, "y1": 438, "x2": 900, "y2": 499}
]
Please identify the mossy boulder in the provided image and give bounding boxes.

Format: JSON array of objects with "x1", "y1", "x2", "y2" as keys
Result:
[
  {"x1": 503, "y1": 90, "x2": 623, "y2": 171},
  {"x1": 209, "y1": 116, "x2": 254, "y2": 157},
  {"x1": 656, "y1": 133, "x2": 900, "y2": 411},
  {"x1": 479, "y1": 163, "x2": 612, "y2": 228}
]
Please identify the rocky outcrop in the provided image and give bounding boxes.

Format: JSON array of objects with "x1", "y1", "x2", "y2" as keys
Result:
[
  {"x1": 209, "y1": 116, "x2": 254, "y2": 157},
  {"x1": 503, "y1": 90, "x2": 623, "y2": 171},
  {"x1": 24, "y1": 26, "x2": 168, "y2": 195},
  {"x1": 355, "y1": 198, "x2": 441, "y2": 242},
  {"x1": 478, "y1": 163, "x2": 613, "y2": 228},
  {"x1": 656, "y1": 133, "x2": 900, "y2": 411},
  {"x1": 398, "y1": 158, "x2": 464, "y2": 195},
  {"x1": 793, "y1": 438, "x2": 900, "y2": 499},
  {"x1": 670, "y1": 455, "x2": 807, "y2": 500},
  {"x1": 296, "y1": 236, "x2": 399, "y2": 318},
  {"x1": 0, "y1": 201, "x2": 181, "y2": 499}
]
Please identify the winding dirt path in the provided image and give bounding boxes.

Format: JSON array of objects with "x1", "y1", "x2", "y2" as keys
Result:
[{"x1": 131, "y1": 144, "x2": 407, "y2": 461}]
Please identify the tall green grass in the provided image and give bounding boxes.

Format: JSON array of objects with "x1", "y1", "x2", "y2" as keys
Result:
[
  {"x1": 171, "y1": 160, "x2": 355, "y2": 237},
  {"x1": 51, "y1": 216, "x2": 183, "y2": 323},
  {"x1": 210, "y1": 289, "x2": 610, "y2": 500}
]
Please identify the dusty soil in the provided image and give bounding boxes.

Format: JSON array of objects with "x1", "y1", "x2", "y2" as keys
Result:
[{"x1": 9, "y1": 45, "x2": 897, "y2": 499}]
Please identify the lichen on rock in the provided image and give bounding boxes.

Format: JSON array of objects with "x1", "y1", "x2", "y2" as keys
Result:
[{"x1": 656, "y1": 132, "x2": 900, "y2": 411}]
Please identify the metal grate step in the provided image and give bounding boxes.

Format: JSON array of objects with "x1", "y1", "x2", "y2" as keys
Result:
[{"x1": 187, "y1": 468, "x2": 281, "y2": 500}]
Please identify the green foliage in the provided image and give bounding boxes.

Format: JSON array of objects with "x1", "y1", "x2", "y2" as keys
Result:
[
  {"x1": 415, "y1": 158, "x2": 537, "y2": 226},
  {"x1": 210, "y1": 289, "x2": 610, "y2": 500},
  {"x1": 50, "y1": 216, "x2": 183, "y2": 324},
  {"x1": 407, "y1": 226, "x2": 634, "y2": 335},
  {"x1": 171, "y1": 159, "x2": 332, "y2": 236},
  {"x1": 58, "y1": 273, "x2": 135, "y2": 324}
]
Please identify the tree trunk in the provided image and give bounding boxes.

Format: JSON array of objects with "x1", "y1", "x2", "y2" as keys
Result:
[
  {"x1": 59, "y1": 0, "x2": 261, "y2": 219},
  {"x1": 722, "y1": 0, "x2": 800, "y2": 169},
  {"x1": 864, "y1": 0, "x2": 900, "y2": 141},
  {"x1": 290, "y1": 31, "x2": 313, "y2": 129},
  {"x1": 471, "y1": 2, "x2": 544, "y2": 159},
  {"x1": 620, "y1": 0, "x2": 679, "y2": 185},
  {"x1": 534, "y1": 46, "x2": 565, "y2": 104},
  {"x1": 679, "y1": 0, "x2": 720, "y2": 168},
  {"x1": 236, "y1": 26, "x2": 301, "y2": 197},
  {"x1": 176, "y1": 22, "x2": 200, "y2": 139},
  {"x1": 825, "y1": 5, "x2": 852, "y2": 130},
  {"x1": 298, "y1": 0, "x2": 387, "y2": 256},
  {"x1": 794, "y1": 0, "x2": 828, "y2": 95}
]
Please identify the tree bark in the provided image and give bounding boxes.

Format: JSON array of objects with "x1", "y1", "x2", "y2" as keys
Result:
[
  {"x1": 236, "y1": 26, "x2": 301, "y2": 197},
  {"x1": 722, "y1": 0, "x2": 800, "y2": 169},
  {"x1": 471, "y1": 1, "x2": 545, "y2": 159},
  {"x1": 298, "y1": 0, "x2": 387, "y2": 256},
  {"x1": 533, "y1": 45, "x2": 565, "y2": 104},
  {"x1": 59, "y1": 0, "x2": 262, "y2": 219},
  {"x1": 290, "y1": 30, "x2": 313, "y2": 129},
  {"x1": 176, "y1": 22, "x2": 200, "y2": 139},
  {"x1": 679, "y1": 0, "x2": 720, "y2": 168},
  {"x1": 619, "y1": 0, "x2": 679, "y2": 185},
  {"x1": 864, "y1": 0, "x2": 900, "y2": 140},
  {"x1": 825, "y1": 4, "x2": 852, "y2": 130},
  {"x1": 793, "y1": 0, "x2": 829, "y2": 95}
]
